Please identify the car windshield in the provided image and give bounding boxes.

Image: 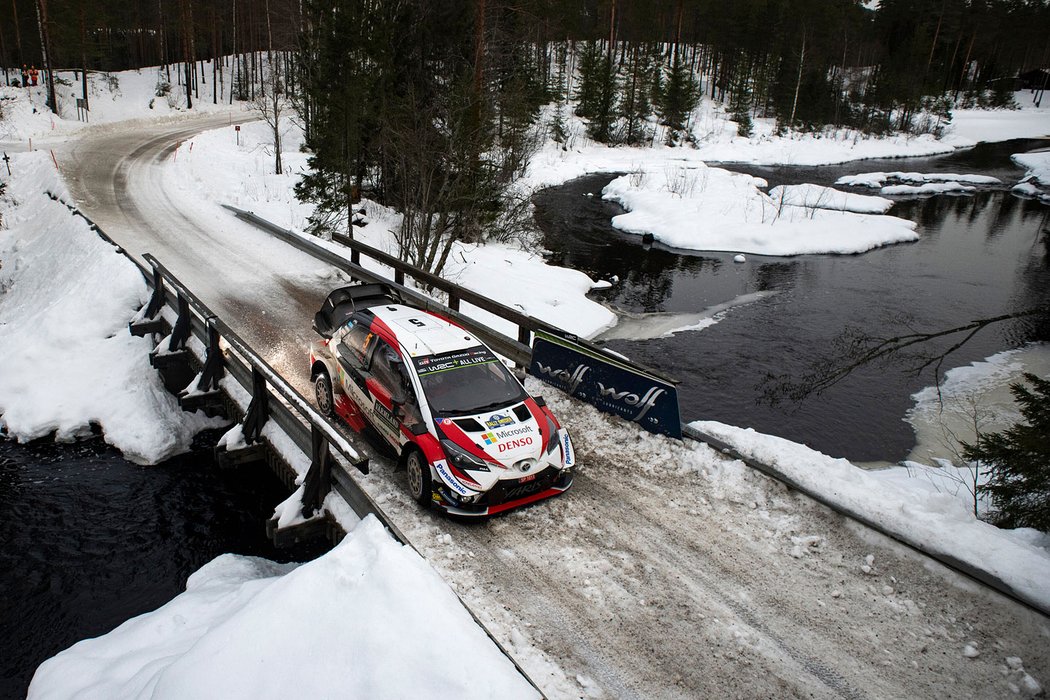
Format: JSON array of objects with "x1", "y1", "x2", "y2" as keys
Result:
[{"x1": 410, "y1": 346, "x2": 527, "y2": 416}]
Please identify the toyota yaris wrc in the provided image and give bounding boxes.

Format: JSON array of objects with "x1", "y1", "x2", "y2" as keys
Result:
[{"x1": 309, "y1": 284, "x2": 575, "y2": 516}]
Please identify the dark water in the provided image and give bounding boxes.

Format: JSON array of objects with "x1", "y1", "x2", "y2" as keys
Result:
[
  {"x1": 533, "y1": 139, "x2": 1050, "y2": 462},
  {"x1": 0, "y1": 433, "x2": 326, "y2": 700}
]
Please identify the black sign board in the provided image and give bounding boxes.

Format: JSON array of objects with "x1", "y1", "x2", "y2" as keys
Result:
[{"x1": 530, "y1": 330, "x2": 682, "y2": 439}]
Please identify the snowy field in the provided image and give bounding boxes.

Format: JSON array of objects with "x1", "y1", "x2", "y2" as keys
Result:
[{"x1": 2, "y1": 64, "x2": 1049, "y2": 698}]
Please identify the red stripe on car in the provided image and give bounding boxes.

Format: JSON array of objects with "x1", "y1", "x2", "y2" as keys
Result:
[{"x1": 523, "y1": 398, "x2": 551, "y2": 453}]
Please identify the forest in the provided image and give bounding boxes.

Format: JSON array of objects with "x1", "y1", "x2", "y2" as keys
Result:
[{"x1": 2, "y1": 0, "x2": 1048, "y2": 266}]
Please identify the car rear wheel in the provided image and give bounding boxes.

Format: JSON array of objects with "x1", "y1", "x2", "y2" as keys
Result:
[
  {"x1": 405, "y1": 448, "x2": 432, "y2": 506},
  {"x1": 314, "y1": 372, "x2": 334, "y2": 417}
]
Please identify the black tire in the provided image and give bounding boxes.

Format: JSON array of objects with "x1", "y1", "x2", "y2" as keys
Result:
[
  {"x1": 314, "y1": 371, "x2": 334, "y2": 417},
  {"x1": 404, "y1": 447, "x2": 432, "y2": 506}
]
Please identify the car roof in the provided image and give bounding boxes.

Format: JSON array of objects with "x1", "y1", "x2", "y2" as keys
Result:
[{"x1": 368, "y1": 304, "x2": 483, "y2": 358}]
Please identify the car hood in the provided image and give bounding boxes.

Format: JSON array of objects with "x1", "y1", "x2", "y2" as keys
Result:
[{"x1": 438, "y1": 403, "x2": 549, "y2": 469}]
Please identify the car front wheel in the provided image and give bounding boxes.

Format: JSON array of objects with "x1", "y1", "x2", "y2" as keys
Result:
[
  {"x1": 314, "y1": 371, "x2": 334, "y2": 417},
  {"x1": 405, "y1": 448, "x2": 432, "y2": 506}
]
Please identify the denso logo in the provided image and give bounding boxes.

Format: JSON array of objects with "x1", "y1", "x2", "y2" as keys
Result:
[{"x1": 497, "y1": 437, "x2": 533, "y2": 453}]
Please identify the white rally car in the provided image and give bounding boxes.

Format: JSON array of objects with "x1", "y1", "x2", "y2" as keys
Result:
[{"x1": 309, "y1": 284, "x2": 575, "y2": 516}]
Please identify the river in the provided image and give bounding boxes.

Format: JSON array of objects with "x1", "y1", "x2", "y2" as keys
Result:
[
  {"x1": 532, "y1": 138, "x2": 1050, "y2": 462},
  {"x1": 0, "y1": 433, "x2": 325, "y2": 699}
]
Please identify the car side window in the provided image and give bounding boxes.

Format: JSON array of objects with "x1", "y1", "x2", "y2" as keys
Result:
[
  {"x1": 339, "y1": 323, "x2": 375, "y2": 367},
  {"x1": 370, "y1": 340, "x2": 408, "y2": 398}
]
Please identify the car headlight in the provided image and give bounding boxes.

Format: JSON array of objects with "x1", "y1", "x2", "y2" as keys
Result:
[
  {"x1": 441, "y1": 439, "x2": 491, "y2": 472},
  {"x1": 543, "y1": 414, "x2": 561, "y2": 456}
]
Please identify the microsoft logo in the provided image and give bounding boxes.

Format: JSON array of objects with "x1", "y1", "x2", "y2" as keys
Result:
[{"x1": 481, "y1": 432, "x2": 497, "y2": 445}]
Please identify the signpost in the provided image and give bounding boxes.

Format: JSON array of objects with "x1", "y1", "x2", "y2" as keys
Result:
[{"x1": 530, "y1": 330, "x2": 682, "y2": 439}]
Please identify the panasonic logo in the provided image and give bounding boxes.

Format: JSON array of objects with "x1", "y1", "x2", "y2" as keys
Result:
[{"x1": 433, "y1": 460, "x2": 470, "y2": 496}]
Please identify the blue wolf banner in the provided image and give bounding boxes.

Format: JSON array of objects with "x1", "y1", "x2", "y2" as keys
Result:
[{"x1": 529, "y1": 330, "x2": 682, "y2": 439}]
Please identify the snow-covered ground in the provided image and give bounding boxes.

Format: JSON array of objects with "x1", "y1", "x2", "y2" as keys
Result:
[
  {"x1": 0, "y1": 151, "x2": 221, "y2": 462},
  {"x1": 600, "y1": 166, "x2": 918, "y2": 255},
  {"x1": 4, "y1": 64, "x2": 1050, "y2": 698},
  {"x1": 0, "y1": 64, "x2": 244, "y2": 143},
  {"x1": 29, "y1": 516, "x2": 536, "y2": 700}
]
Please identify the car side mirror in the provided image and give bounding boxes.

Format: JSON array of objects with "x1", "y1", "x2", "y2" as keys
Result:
[{"x1": 513, "y1": 367, "x2": 527, "y2": 382}]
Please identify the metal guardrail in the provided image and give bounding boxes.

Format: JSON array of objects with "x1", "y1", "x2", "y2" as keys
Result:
[
  {"x1": 133, "y1": 254, "x2": 431, "y2": 537},
  {"x1": 222, "y1": 204, "x2": 677, "y2": 384}
]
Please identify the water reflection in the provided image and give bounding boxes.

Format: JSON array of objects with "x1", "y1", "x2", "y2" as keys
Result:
[{"x1": 532, "y1": 144, "x2": 1050, "y2": 461}]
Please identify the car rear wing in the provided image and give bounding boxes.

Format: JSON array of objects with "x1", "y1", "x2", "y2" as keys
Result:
[{"x1": 313, "y1": 283, "x2": 403, "y2": 338}]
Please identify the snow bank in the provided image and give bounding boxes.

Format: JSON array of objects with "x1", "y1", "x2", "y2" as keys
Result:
[
  {"x1": 691, "y1": 420, "x2": 1050, "y2": 613},
  {"x1": 767, "y1": 184, "x2": 894, "y2": 214},
  {"x1": 1011, "y1": 150, "x2": 1050, "y2": 186},
  {"x1": 949, "y1": 101, "x2": 1050, "y2": 144},
  {"x1": 836, "y1": 171, "x2": 1000, "y2": 189},
  {"x1": 601, "y1": 165, "x2": 918, "y2": 256},
  {"x1": 28, "y1": 516, "x2": 537, "y2": 700},
  {"x1": 0, "y1": 151, "x2": 218, "y2": 462}
]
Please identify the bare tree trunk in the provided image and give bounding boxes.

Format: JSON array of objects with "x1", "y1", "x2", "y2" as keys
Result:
[
  {"x1": 77, "y1": 7, "x2": 89, "y2": 107},
  {"x1": 34, "y1": 0, "x2": 57, "y2": 115},
  {"x1": 924, "y1": 1, "x2": 945, "y2": 90},
  {"x1": 789, "y1": 29, "x2": 806, "y2": 129},
  {"x1": 212, "y1": 18, "x2": 218, "y2": 104},
  {"x1": 955, "y1": 33, "x2": 975, "y2": 100},
  {"x1": 230, "y1": 0, "x2": 237, "y2": 104},
  {"x1": 12, "y1": 0, "x2": 24, "y2": 68},
  {"x1": 179, "y1": 0, "x2": 193, "y2": 108},
  {"x1": 0, "y1": 21, "x2": 9, "y2": 85},
  {"x1": 157, "y1": 0, "x2": 168, "y2": 80}
]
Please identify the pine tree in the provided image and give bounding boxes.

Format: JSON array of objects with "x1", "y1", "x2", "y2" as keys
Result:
[
  {"x1": 574, "y1": 40, "x2": 617, "y2": 143},
  {"x1": 963, "y1": 373, "x2": 1050, "y2": 531},
  {"x1": 728, "y1": 59, "x2": 754, "y2": 137},
  {"x1": 618, "y1": 42, "x2": 656, "y2": 145},
  {"x1": 659, "y1": 47, "x2": 700, "y2": 144}
]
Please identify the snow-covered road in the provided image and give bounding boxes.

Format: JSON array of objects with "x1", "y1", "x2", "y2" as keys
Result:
[
  {"x1": 56, "y1": 113, "x2": 1050, "y2": 699},
  {"x1": 56, "y1": 112, "x2": 338, "y2": 397}
]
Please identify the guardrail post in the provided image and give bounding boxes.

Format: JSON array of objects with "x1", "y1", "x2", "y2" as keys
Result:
[
  {"x1": 448, "y1": 294, "x2": 460, "y2": 312},
  {"x1": 144, "y1": 267, "x2": 165, "y2": 319},
  {"x1": 395, "y1": 269, "x2": 405, "y2": 286},
  {"x1": 242, "y1": 367, "x2": 269, "y2": 444},
  {"x1": 351, "y1": 249, "x2": 360, "y2": 266},
  {"x1": 168, "y1": 294, "x2": 192, "y2": 352},
  {"x1": 129, "y1": 267, "x2": 168, "y2": 337},
  {"x1": 196, "y1": 319, "x2": 225, "y2": 392},
  {"x1": 301, "y1": 425, "x2": 333, "y2": 517}
]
